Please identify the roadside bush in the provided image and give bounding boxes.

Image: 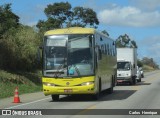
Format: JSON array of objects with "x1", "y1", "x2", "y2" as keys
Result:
[{"x1": 0, "y1": 26, "x2": 41, "y2": 71}]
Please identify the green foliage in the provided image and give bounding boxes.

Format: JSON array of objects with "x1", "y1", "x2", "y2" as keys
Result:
[
  {"x1": 142, "y1": 64, "x2": 156, "y2": 72},
  {"x1": 0, "y1": 70, "x2": 42, "y2": 98},
  {"x1": 141, "y1": 57, "x2": 159, "y2": 69},
  {"x1": 36, "y1": 2, "x2": 72, "y2": 33},
  {"x1": 137, "y1": 59, "x2": 143, "y2": 67},
  {"x1": 0, "y1": 26, "x2": 41, "y2": 71},
  {"x1": 37, "y1": 2, "x2": 99, "y2": 33},
  {"x1": 116, "y1": 34, "x2": 138, "y2": 48},
  {"x1": 0, "y1": 70, "x2": 41, "y2": 84},
  {"x1": 0, "y1": 4, "x2": 42, "y2": 98},
  {"x1": 0, "y1": 82, "x2": 41, "y2": 99},
  {"x1": 0, "y1": 3, "x2": 42, "y2": 71},
  {"x1": 72, "y1": 6, "x2": 99, "y2": 28},
  {"x1": 36, "y1": 18, "x2": 61, "y2": 33},
  {"x1": 44, "y1": 2, "x2": 72, "y2": 19},
  {"x1": 0, "y1": 3, "x2": 19, "y2": 36}
]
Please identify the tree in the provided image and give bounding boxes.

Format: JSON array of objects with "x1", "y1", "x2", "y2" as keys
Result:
[
  {"x1": 44, "y1": 2, "x2": 72, "y2": 28},
  {"x1": 72, "y1": 7, "x2": 99, "y2": 28},
  {"x1": 137, "y1": 59, "x2": 143, "y2": 67},
  {"x1": 0, "y1": 25, "x2": 41, "y2": 71},
  {"x1": 36, "y1": 18, "x2": 61, "y2": 32},
  {"x1": 116, "y1": 34, "x2": 137, "y2": 48},
  {"x1": 141, "y1": 57, "x2": 159, "y2": 69},
  {"x1": 0, "y1": 3, "x2": 42, "y2": 71},
  {"x1": 0, "y1": 3, "x2": 19, "y2": 36},
  {"x1": 36, "y1": 2, "x2": 99, "y2": 32}
]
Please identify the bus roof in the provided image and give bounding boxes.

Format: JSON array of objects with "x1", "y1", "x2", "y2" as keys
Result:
[{"x1": 44, "y1": 27, "x2": 96, "y2": 36}]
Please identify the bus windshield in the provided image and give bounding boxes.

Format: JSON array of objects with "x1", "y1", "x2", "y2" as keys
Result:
[{"x1": 43, "y1": 34, "x2": 94, "y2": 78}]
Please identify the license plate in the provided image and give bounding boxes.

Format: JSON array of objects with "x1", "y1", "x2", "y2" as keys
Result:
[
  {"x1": 64, "y1": 89, "x2": 72, "y2": 93},
  {"x1": 117, "y1": 80, "x2": 123, "y2": 82}
]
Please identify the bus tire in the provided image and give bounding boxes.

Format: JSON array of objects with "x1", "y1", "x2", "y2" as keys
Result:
[
  {"x1": 92, "y1": 79, "x2": 101, "y2": 100},
  {"x1": 113, "y1": 75, "x2": 117, "y2": 87},
  {"x1": 92, "y1": 92, "x2": 99, "y2": 100},
  {"x1": 107, "y1": 77, "x2": 113, "y2": 94},
  {"x1": 51, "y1": 95, "x2": 59, "y2": 101}
]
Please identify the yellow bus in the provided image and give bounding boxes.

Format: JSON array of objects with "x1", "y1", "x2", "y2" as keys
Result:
[{"x1": 42, "y1": 27, "x2": 117, "y2": 101}]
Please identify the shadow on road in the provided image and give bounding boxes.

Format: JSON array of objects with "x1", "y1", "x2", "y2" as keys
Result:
[
  {"x1": 116, "y1": 80, "x2": 151, "y2": 86},
  {"x1": 49, "y1": 79, "x2": 152, "y2": 102},
  {"x1": 49, "y1": 89, "x2": 136, "y2": 102},
  {"x1": 99, "y1": 90, "x2": 136, "y2": 101},
  {"x1": 135, "y1": 81, "x2": 151, "y2": 86}
]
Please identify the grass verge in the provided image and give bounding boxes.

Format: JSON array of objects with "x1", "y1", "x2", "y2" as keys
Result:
[
  {"x1": 0, "y1": 70, "x2": 42, "y2": 99},
  {"x1": 143, "y1": 65, "x2": 156, "y2": 72}
]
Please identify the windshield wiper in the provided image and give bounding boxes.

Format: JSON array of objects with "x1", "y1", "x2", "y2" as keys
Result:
[
  {"x1": 53, "y1": 57, "x2": 67, "y2": 78},
  {"x1": 53, "y1": 64, "x2": 64, "y2": 78}
]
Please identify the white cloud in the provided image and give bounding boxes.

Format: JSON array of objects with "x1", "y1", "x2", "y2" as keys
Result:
[
  {"x1": 98, "y1": 6, "x2": 160, "y2": 27},
  {"x1": 130, "y1": 0, "x2": 160, "y2": 10},
  {"x1": 139, "y1": 36, "x2": 160, "y2": 64}
]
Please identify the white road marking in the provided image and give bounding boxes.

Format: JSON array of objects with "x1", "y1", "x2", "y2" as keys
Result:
[{"x1": 5, "y1": 97, "x2": 51, "y2": 109}]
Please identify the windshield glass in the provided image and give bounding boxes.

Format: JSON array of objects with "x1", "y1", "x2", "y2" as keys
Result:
[
  {"x1": 44, "y1": 35, "x2": 67, "y2": 70},
  {"x1": 43, "y1": 34, "x2": 94, "y2": 78},
  {"x1": 117, "y1": 62, "x2": 130, "y2": 70},
  {"x1": 68, "y1": 34, "x2": 94, "y2": 77}
]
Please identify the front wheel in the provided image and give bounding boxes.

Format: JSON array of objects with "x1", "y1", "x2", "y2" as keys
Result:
[
  {"x1": 137, "y1": 77, "x2": 141, "y2": 82},
  {"x1": 141, "y1": 74, "x2": 144, "y2": 78},
  {"x1": 92, "y1": 92, "x2": 100, "y2": 100},
  {"x1": 113, "y1": 75, "x2": 117, "y2": 87},
  {"x1": 107, "y1": 77, "x2": 114, "y2": 94},
  {"x1": 51, "y1": 95, "x2": 59, "y2": 101},
  {"x1": 92, "y1": 79, "x2": 101, "y2": 100}
]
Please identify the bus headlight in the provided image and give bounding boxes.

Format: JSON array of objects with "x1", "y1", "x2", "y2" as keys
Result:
[
  {"x1": 43, "y1": 82, "x2": 55, "y2": 86},
  {"x1": 81, "y1": 82, "x2": 94, "y2": 86}
]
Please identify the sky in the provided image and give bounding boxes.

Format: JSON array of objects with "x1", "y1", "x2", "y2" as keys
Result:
[{"x1": 1, "y1": 0, "x2": 160, "y2": 65}]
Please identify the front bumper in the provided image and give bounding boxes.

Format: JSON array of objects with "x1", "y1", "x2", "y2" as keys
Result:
[
  {"x1": 117, "y1": 76, "x2": 132, "y2": 82},
  {"x1": 43, "y1": 84, "x2": 95, "y2": 96}
]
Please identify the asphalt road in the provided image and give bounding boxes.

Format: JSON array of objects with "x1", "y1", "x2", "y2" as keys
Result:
[{"x1": 1, "y1": 70, "x2": 160, "y2": 118}]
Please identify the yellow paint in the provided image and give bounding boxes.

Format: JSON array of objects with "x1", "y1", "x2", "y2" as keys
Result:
[
  {"x1": 42, "y1": 76, "x2": 97, "y2": 95},
  {"x1": 76, "y1": 105, "x2": 96, "y2": 115},
  {"x1": 44, "y1": 27, "x2": 95, "y2": 35}
]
